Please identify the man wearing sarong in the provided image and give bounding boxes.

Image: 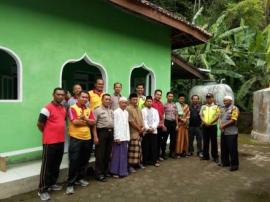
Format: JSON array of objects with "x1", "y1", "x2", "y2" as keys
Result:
[
  {"x1": 110, "y1": 97, "x2": 130, "y2": 177},
  {"x1": 175, "y1": 94, "x2": 190, "y2": 158},
  {"x1": 126, "y1": 93, "x2": 144, "y2": 173},
  {"x1": 142, "y1": 96, "x2": 160, "y2": 167}
]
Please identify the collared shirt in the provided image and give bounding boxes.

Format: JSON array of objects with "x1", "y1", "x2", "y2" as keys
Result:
[
  {"x1": 164, "y1": 102, "x2": 177, "y2": 121},
  {"x1": 189, "y1": 104, "x2": 202, "y2": 127},
  {"x1": 113, "y1": 108, "x2": 130, "y2": 141},
  {"x1": 68, "y1": 103, "x2": 94, "y2": 140},
  {"x1": 126, "y1": 104, "x2": 144, "y2": 139},
  {"x1": 111, "y1": 93, "x2": 121, "y2": 111},
  {"x1": 220, "y1": 104, "x2": 239, "y2": 135},
  {"x1": 68, "y1": 96, "x2": 89, "y2": 108},
  {"x1": 138, "y1": 95, "x2": 146, "y2": 110},
  {"x1": 39, "y1": 102, "x2": 67, "y2": 144},
  {"x1": 94, "y1": 105, "x2": 114, "y2": 128},
  {"x1": 67, "y1": 96, "x2": 78, "y2": 107},
  {"x1": 88, "y1": 89, "x2": 104, "y2": 111},
  {"x1": 200, "y1": 103, "x2": 220, "y2": 125},
  {"x1": 152, "y1": 99, "x2": 164, "y2": 128},
  {"x1": 142, "y1": 107, "x2": 160, "y2": 134}
]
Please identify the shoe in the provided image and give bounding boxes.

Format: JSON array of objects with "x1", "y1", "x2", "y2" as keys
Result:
[
  {"x1": 218, "y1": 163, "x2": 230, "y2": 167},
  {"x1": 154, "y1": 162, "x2": 160, "y2": 167},
  {"x1": 38, "y1": 192, "x2": 50, "y2": 201},
  {"x1": 105, "y1": 173, "x2": 111, "y2": 178},
  {"x1": 169, "y1": 153, "x2": 176, "y2": 159},
  {"x1": 138, "y1": 164, "x2": 145, "y2": 169},
  {"x1": 159, "y1": 157, "x2": 164, "y2": 161},
  {"x1": 230, "y1": 166, "x2": 239, "y2": 172},
  {"x1": 48, "y1": 184, "x2": 62, "y2": 191},
  {"x1": 96, "y1": 176, "x2": 107, "y2": 182},
  {"x1": 212, "y1": 158, "x2": 219, "y2": 163},
  {"x1": 187, "y1": 152, "x2": 193, "y2": 156},
  {"x1": 198, "y1": 152, "x2": 204, "y2": 158},
  {"x1": 75, "y1": 179, "x2": 89, "y2": 187},
  {"x1": 129, "y1": 166, "x2": 136, "y2": 173},
  {"x1": 65, "y1": 186, "x2": 75, "y2": 195},
  {"x1": 200, "y1": 157, "x2": 210, "y2": 160},
  {"x1": 113, "y1": 175, "x2": 119, "y2": 178}
]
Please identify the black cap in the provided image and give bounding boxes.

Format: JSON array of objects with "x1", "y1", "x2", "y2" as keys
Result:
[{"x1": 206, "y1": 93, "x2": 214, "y2": 98}]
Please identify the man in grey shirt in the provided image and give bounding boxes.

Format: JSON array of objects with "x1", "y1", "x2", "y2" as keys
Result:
[
  {"x1": 111, "y1": 82, "x2": 122, "y2": 111},
  {"x1": 93, "y1": 94, "x2": 114, "y2": 181},
  {"x1": 219, "y1": 95, "x2": 240, "y2": 171}
]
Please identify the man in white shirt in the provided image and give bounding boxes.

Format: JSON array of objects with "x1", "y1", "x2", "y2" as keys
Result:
[
  {"x1": 141, "y1": 96, "x2": 160, "y2": 167},
  {"x1": 110, "y1": 97, "x2": 130, "y2": 177}
]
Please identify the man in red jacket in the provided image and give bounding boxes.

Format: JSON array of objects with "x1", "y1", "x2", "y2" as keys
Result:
[{"x1": 37, "y1": 87, "x2": 67, "y2": 201}]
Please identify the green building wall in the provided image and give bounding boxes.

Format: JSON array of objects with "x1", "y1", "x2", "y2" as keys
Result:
[{"x1": 0, "y1": 0, "x2": 171, "y2": 154}]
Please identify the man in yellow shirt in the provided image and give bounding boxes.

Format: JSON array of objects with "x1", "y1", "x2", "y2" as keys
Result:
[
  {"x1": 200, "y1": 93, "x2": 220, "y2": 162},
  {"x1": 136, "y1": 83, "x2": 146, "y2": 110},
  {"x1": 66, "y1": 91, "x2": 96, "y2": 194},
  {"x1": 88, "y1": 78, "x2": 104, "y2": 111}
]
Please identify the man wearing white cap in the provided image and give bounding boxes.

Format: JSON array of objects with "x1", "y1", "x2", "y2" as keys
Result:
[
  {"x1": 110, "y1": 97, "x2": 130, "y2": 177},
  {"x1": 219, "y1": 95, "x2": 240, "y2": 171}
]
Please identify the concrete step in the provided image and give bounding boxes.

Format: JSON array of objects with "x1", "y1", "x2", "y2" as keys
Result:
[{"x1": 0, "y1": 154, "x2": 95, "y2": 199}]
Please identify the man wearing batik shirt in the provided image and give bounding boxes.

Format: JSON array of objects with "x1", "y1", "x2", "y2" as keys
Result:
[
  {"x1": 164, "y1": 92, "x2": 178, "y2": 158},
  {"x1": 127, "y1": 93, "x2": 145, "y2": 173},
  {"x1": 66, "y1": 91, "x2": 96, "y2": 195},
  {"x1": 219, "y1": 95, "x2": 240, "y2": 171},
  {"x1": 152, "y1": 89, "x2": 166, "y2": 160},
  {"x1": 37, "y1": 88, "x2": 66, "y2": 201}
]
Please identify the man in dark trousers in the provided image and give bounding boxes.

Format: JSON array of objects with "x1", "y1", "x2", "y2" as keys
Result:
[
  {"x1": 200, "y1": 93, "x2": 220, "y2": 163},
  {"x1": 37, "y1": 87, "x2": 66, "y2": 201},
  {"x1": 219, "y1": 95, "x2": 240, "y2": 171},
  {"x1": 93, "y1": 94, "x2": 114, "y2": 182},
  {"x1": 66, "y1": 91, "x2": 96, "y2": 195},
  {"x1": 188, "y1": 95, "x2": 203, "y2": 157}
]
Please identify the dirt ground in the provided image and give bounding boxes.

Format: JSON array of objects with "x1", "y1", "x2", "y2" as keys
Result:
[{"x1": 3, "y1": 134, "x2": 270, "y2": 202}]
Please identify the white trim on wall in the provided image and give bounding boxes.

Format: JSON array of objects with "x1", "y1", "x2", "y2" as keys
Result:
[
  {"x1": 129, "y1": 63, "x2": 156, "y2": 96},
  {"x1": 0, "y1": 46, "x2": 23, "y2": 103},
  {"x1": 59, "y1": 53, "x2": 108, "y2": 92}
]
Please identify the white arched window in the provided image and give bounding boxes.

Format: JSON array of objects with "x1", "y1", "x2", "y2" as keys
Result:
[
  {"x1": 0, "y1": 47, "x2": 22, "y2": 102},
  {"x1": 60, "y1": 54, "x2": 108, "y2": 92},
  {"x1": 129, "y1": 64, "x2": 156, "y2": 96}
]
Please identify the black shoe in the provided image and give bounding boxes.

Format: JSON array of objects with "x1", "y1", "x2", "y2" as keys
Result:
[
  {"x1": 218, "y1": 163, "x2": 230, "y2": 167},
  {"x1": 169, "y1": 153, "x2": 176, "y2": 159},
  {"x1": 200, "y1": 157, "x2": 210, "y2": 160},
  {"x1": 212, "y1": 158, "x2": 219, "y2": 163},
  {"x1": 229, "y1": 166, "x2": 239, "y2": 172},
  {"x1": 187, "y1": 152, "x2": 193, "y2": 156},
  {"x1": 96, "y1": 176, "x2": 107, "y2": 182}
]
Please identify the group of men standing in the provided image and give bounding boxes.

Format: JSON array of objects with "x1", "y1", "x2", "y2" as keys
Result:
[{"x1": 36, "y1": 78, "x2": 240, "y2": 201}]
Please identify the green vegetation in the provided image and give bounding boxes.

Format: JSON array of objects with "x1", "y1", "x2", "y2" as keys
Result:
[{"x1": 150, "y1": 0, "x2": 270, "y2": 111}]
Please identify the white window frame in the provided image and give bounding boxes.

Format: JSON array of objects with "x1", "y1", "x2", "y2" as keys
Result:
[
  {"x1": 59, "y1": 53, "x2": 108, "y2": 92},
  {"x1": 129, "y1": 63, "x2": 156, "y2": 96},
  {"x1": 0, "y1": 46, "x2": 23, "y2": 103}
]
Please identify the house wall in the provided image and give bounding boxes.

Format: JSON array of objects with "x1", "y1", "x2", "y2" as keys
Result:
[{"x1": 0, "y1": 0, "x2": 171, "y2": 154}]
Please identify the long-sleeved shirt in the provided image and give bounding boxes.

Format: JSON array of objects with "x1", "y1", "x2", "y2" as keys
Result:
[
  {"x1": 142, "y1": 107, "x2": 160, "y2": 134},
  {"x1": 113, "y1": 108, "x2": 130, "y2": 141}
]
